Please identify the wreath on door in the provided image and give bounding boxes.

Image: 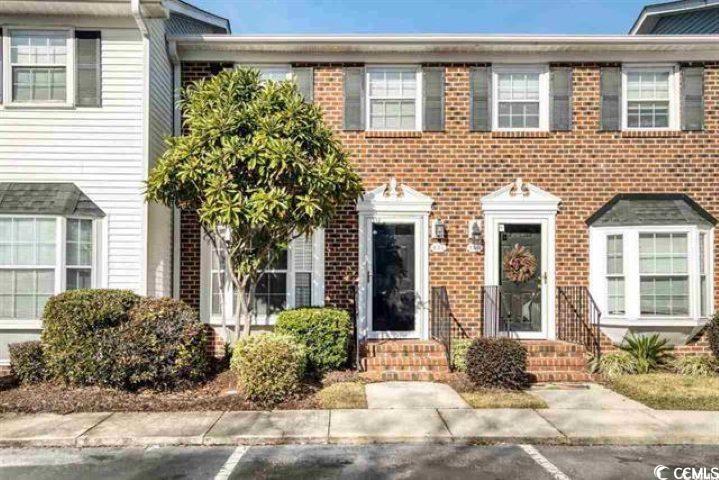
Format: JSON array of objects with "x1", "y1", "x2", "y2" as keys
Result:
[{"x1": 503, "y1": 244, "x2": 537, "y2": 283}]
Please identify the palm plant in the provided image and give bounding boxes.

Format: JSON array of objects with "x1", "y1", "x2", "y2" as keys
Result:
[{"x1": 619, "y1": 333, "x2": 673, "y2": 374}]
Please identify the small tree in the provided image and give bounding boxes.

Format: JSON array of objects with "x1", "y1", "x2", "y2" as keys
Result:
[{"x1": 147, "y1": 68, "x2": 362, "y2": 339}]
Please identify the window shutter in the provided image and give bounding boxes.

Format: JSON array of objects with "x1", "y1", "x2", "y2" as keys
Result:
[
  {"x1": 75, "y1": 31, "x2": 101, "y2": 107},
  {"x1": 343, "y1": 67, "x2": 365, "y2": 130},
  {"x1": 0, "y1": 28, "x2": 3, "y2": 104},
  {"x1": 600, "y1": 67, "x2": 621, "y2": 131},
  {"x1": 681, "y1": 66, "x2": 704, "y2": 131},
  {"x1": 550, "y1": 67, "x2": 572, "y2": 131},
  {"x1": 293, "y1": 67, "x2": 314, "y2": 103},
  {"x1": 423, "y1": 66, "x2": 444, "y2": 131},
  {"x1": 469, "y1": 66, "x2": 491, "y2": 131}
]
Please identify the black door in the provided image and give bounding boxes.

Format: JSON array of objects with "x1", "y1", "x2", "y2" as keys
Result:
[
  {"x1": 499, "y1": 224, "x2": 542, "y2": 333},
  {"x1": 372, "y1": 223, "x2": 415, "y2": 332}
]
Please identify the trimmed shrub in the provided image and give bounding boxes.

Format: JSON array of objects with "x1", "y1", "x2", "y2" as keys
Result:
[
  {"x1": 465, "y1": 337, "x2": 529, "y2": 390},
  {"x1": 275, "y1": 308, "x2": 352, "y2": 374},
  {"x1": 588, "y1": 352, "x2": 637, "y2": 378},
  {"x1": 709, "y1": 313, "x2": 719, "y2": 361},
  {"x1": 451, "y1": 339, "x2": 472, "y2": 373},
  {"x1": 42, "y1": 289, "x2": 140, "y2": 385},
  {"x1": 9, "y1": 341, "x2": 47, "y2": 384},
  {"x1": 115, "y1": 297, "x2": 211, "y2": 390},
  {"x1": 673, "y1": 355, "x2": 717, "y2": 377},
  {"x1": 231, "y1": 333, "x2": 306, "y2": 406},
  {"x1": 620, "y1": 333, "x2": 673, "y2": 374}
]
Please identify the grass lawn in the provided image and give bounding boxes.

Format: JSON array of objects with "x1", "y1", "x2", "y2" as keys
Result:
[
  {"x1": 459, "y1": 389, "x2": 548, "y2": 409},
  {"x1": 608, "y1": 373, "x2": 719, "y2": 410},
  {"x1": 315, "y1": 382, "x2": 367, "y2": 409}
]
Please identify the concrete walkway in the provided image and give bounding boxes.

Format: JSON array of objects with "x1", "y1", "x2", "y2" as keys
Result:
[
  {"x1": 1, "y1": 407, "x2": 717, "y2": 447},
  {"x1": 529, "y1": 384, "x2": 649, "y2": 410},
  {"x1": 365, "y1": 382, "x2": 470, "y2": 409}
]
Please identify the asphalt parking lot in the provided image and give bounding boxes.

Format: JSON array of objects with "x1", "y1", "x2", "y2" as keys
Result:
[{"x1": 1, "y1": 444, "x2": 718, "y2": 480}]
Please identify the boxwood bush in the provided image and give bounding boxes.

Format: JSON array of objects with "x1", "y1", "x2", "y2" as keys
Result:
[
  {"x1": 9, "y1": 341, "x2": 47, "y2": 384},
  {"x1": 465, "y1": 337, "x2": 529, "y2": 390},
  {"x1": 231, "y1": 333, "x2": 306, "y2": 406},
  {"x1": 41, "y1": 290, "x2": 210, "y2": 390},
  {"x1": 275, "y1": 308, "x2": 352, "y2": 374}
]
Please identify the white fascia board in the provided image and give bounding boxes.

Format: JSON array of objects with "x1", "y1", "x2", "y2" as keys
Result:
[{"x1": 162, "y1": 0, "x2": 231, "y2": 32}]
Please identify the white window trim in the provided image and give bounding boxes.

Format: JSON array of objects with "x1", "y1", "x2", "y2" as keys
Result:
[
  {"x1": 621, "y1": 63, "x2": 680, "y2": 132},
  {"x1": 199, "y1": 229, "x2": 325, "y2": 327},
  {"x1": 2, "y1": 26, "x2": 76, "y2": 109},
  {"x1": 589, "y1": 224, "x2": 714, "y2": 328},
  {"x1": 492, "y1": 64, "x2": 550, "y2": 132},
  {"x1": 365, "y1": 65, "x2": 423, "y2": 132},
  {"x1": 0, "y1": 214, "x2": 101, "y2": 330}
]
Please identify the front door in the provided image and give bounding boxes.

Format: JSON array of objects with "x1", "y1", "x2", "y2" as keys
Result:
[
  {"x1": 499, "y1": 224, "x2": 543, "y2": 336},
  {"x1": 369, "y1": 222, "x2": 419, "y2": 337}
]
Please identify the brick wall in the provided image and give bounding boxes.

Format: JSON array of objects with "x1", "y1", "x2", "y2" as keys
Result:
[{"x1": 180, "y1": 61, "x2": 719, "y2": 353}]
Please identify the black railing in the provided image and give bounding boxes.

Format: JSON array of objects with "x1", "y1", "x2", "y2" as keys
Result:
[
  {"x1": 480, "y1": 285, "x2": 509, "y2": 338},
  {"x1": 430, "y1": 286, "x2": 452, "y2": 365},
  {"x1": 557, "y1": 286, "x2": 602, "y2": 360}
]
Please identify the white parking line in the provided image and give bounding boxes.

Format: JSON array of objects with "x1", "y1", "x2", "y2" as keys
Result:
[
  {"x1": 519, "y1": 444, "x2": 572, "y2": 480},
  {"x1": 214, "y1": 446, "x2": 249, "y2": 480}
]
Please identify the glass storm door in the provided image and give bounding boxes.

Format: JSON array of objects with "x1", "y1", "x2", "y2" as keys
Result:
[
  {"x1": 499, "y1": 224, "x2": 543, "y2": 335},
  {"x1": 370, "y1": 222, "x2": 417, "y2": 336}
]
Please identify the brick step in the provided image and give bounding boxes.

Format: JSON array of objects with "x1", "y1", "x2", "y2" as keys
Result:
[
  {"x1": 527, "y1": 356, "x2": 587, "y2": 367},
  {"x1": 529, "y1": 371, "x2": 596, "y2": 383},
  {"x1": 366, "y1": 364, "x2": 451, "y2": 373},
  {"x1": 364, "y1": 356, "x2": 449, "y2": 367},
  {"x1": 379, "y1": 371, "x2": 449, "y2": 381},
  {"x1": 363, "y1": 341, "x2": 446, "y2": 356},
  {"x1": 528, "y1": 364, "x2": 588, "y2": 373},
  {"x1": 363, "y1": 351, "x2": 448, "y2": 359},
  {"x1": 523, "y1": 342, "x2": 587, "y2": 355}
]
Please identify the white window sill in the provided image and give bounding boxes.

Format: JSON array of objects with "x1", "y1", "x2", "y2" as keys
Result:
[
  {"x1": 601, "y1": 316, "x2": 709, "y2": 328},
  {"x1": 0, "y1": 319, "x2": 43, "y2": 330},
  {"x1": 1, "y1": 103, "x2": 75, "y2": 110}
]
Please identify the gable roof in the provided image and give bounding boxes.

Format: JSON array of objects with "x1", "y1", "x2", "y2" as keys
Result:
[
  {"x1": 0, "y1": 183, "x2": 105, "y2": 218},
  {"x1": 630, "y1": 0, "x2": 719, "y2": 34},
  {"x1": 586, "y1": 193, "x2": 716, "y2": 227}
]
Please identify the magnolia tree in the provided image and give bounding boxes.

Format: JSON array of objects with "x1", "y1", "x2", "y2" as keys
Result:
[{"x1": 147, "y1": 68, "x2": 363, "y2": 339}]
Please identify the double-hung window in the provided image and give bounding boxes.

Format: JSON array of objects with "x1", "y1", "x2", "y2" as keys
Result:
[
  {"x1": 606, "y1": 235, "x2": 625, "y2": 315},
  {"x1": 639, "y1": 233, "x2": 689, "y2": 316},
  {"x1": 206, "y1": 232, "x2": 324, "y2": 325},
  {"x1": 492, "y1": 66, "x2": 549, "y2": 131},
  {"x1": 622, "y1": 66, "x2": 677, "y2": 130},
  {"x1": 0, "y1": 216, "x2": 96, "y2": 321},
  {"x1": 8, "y1": 29, "x2": 70, "y2": 104},
  {"x1": 367, "y1": 67, "x2": 421, "y2": 131}
]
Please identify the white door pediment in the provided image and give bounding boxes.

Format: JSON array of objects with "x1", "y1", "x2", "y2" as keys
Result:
[
  {"x1": 357, "y1": 177, "x2": 434, "y2": 214},
  {"x1": 481, "y1": 178, "x2": 561, "y2": 213}
]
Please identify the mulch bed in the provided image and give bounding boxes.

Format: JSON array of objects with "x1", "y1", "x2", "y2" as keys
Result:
[{"x1": 0, "y1": 370, "x2": 320, "y2": 414}]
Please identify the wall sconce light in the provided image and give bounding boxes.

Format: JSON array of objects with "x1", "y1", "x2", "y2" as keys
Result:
[
  {"x1": 430, "y1": 218, "x2": 448, "y2": 253},
  {"x1": 467, "y1": 219, "x2": 483, "y2": 253}
]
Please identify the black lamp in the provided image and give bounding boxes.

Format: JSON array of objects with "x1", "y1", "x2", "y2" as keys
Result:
[{"x1": 433, "y1": 219, "x2": 446, "y2": 241}]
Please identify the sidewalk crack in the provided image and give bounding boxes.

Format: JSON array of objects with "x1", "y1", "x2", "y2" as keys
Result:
[
  {"x1": 202, "y1": 411, "x2": 227, "y2": 445},
  {"x1": 75, "y1": 412, "x2": 114, "y2": 447},
  {"x1": 436, "y1": 409, "x2": 453, "y2": 438},
  {"x1": 534, "y1": 409, "x2": 569, "y2": 441}
]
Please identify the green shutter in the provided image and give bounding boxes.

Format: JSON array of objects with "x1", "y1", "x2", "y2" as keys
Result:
[
  {"x1": 469, "y1": 66, "x2": 491, "y2": 131},
  {"x1": 75, "y1": 31, "x2": 101, "y2": 108},
  {"x1": 600, "y1": 67, "x2": 621, "y2": 131},
  {"x1": 343, "y1": 67, "x2": 365, "y2": 131},
  {"x1": 423, "y1": 66, "x2": 445, "y2": 131},
  {"x1": 681, "y1": 66, "x2": 704, "y2": 131},
  {"x1": 550, "y1": 67, "x2": 572, "y2": 131},
  {"x1": 293, "y1": 67, "x2": 314, "y2": 103}
]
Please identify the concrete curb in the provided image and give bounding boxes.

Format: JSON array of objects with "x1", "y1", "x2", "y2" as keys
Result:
[{"x1": 0, "y1": 408, "x2": 717, "y2": 448}]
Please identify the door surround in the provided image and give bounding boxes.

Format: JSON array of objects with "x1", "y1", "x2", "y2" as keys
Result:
[
  {"x1": 481, "y1": 179, "x2": 561, "y2": 340},
  {"x1": 357, "y1": 178, "x2": 432, "y2": 340}
]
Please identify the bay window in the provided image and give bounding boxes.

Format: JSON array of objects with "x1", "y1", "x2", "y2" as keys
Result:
[
  {"x1": 0, "y1": 216, "x2": 97, "y2": 321},
  {"x1": 366, "y1": 67, "x2": 421, "y2": 131},
  {"x1": 203, "y1": 231, "x2": 324, "y2": 325},
  {"x1": 606, "y1": 234, "x2": 625, "y2": 315},
  {"x1": 639, "y1": 233, "x2": 689, "y2": 316}
]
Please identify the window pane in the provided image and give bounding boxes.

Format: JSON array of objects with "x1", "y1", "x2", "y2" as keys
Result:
[
  {"x1": 295, "y1": 272, "x2": 312, "y2": 307},
  {"x1": 640, "y1": 276, "x2": 689, "y2": 316},
  {"x1": 497, "y1": 73, "x2": 540, "y2": 101},
  {"x1": 639, "y1": 233, "x2": 687, "y2": 275},
  {"x1": 627, "y1": 72, "x2": 670, "y2": 101},
  {"x1": 66, "y1": 268, "x2": 91, "y2": 290},
  {"x1": 607, "y1": 277, "x2": 625, "y2": 315},
  {"x1": 498, "y1": 101, "x2": 539, "y2": 129},
  {"x1": 12, "y1": 67, "x2": 66, "y2": 103}
]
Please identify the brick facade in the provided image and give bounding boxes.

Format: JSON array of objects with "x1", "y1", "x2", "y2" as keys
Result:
[{"x1": 180, "y1": 61, "x2": 718, "y2": 354}]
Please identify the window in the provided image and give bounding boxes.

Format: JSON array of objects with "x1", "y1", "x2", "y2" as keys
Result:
[
  {"x1": 0, "y1": 216, "x2": 97, "y2": 320},
  {"x1": 9, "y1": 30, "x2": 68, "y2": 104},
  {"x1": 639, "y1": 233, "x2": 689, "y2": 316},
  {"x1": 207, "y1": 233, "x2": 322, "y2": 325},
  {"x1": 623, "y1": 66, "x2": 677, "y2": 130},
  {"x1": 700, "y1": 232, "x2": 709, "y2": 317},
  {"x1": 492, "y1": 66, "x2": 549, "y2": 131},
  {"x1": 606, "y1": 235, "x2": 625, "y2": 315},
  {"x1": 367, "y1": 67, "x2": 420, "y2": 131}
]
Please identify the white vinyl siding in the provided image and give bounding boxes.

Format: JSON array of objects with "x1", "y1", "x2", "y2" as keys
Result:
[{"x1": 366, "y1": 67, "x2": 421, "y2": 131}]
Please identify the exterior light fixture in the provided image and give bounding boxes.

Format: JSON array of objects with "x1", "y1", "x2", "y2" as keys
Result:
[
  {"x1": 467, "y1": 219, "x2": 483, "y2": 253},
  {"x1": 430, "y1": 218, "x2": 448, "y2": 253}
]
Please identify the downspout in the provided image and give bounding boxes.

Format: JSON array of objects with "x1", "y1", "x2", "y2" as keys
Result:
[
  {"x1": 130, "y1": 0, "x2": 149, "y2": 37},
  {"x1": 168, "y1": 39, "x2": 182, "y2": 300}
]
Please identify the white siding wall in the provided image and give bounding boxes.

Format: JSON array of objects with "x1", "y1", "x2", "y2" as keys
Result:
[{"x1": 0, "y1": 28, "x2": 146, "y2": 291}]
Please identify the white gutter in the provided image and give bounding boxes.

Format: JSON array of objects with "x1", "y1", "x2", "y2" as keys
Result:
[{"x1": 131, "y1": 0, "x2": 149, "y2": 37}]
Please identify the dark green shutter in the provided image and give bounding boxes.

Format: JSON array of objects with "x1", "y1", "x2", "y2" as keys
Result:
[
  {"x1": 343, "y1": 67, "x2": 365, "y2": 131},
  {"x1": 600, "y1": 67, "x2": 621, "y2": 131},
  {"x1": 681, "y1": 66, "x2": 704, "y2": 131},
  {"x1": 293, "y1": 67, "x2": 313, "y2": 103},
  {"x1": 550, "y1": 67, "x2": 572, "y2": 131},
  {"x1": 423, "y1": 67, "x2": 444, "y2": 131},
  {"x1": 469, "y1": 66, "x2": 491, "y2": 131},
  {"x1": 75, "y1": 31, "x2": 101, "y2": 107}
]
